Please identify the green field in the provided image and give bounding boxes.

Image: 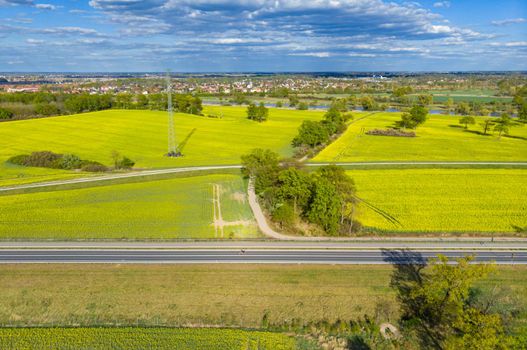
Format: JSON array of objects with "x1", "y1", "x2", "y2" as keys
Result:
[
  {"x1": 0, "y1": 328, "x2": 296, "y2": 350},
  {"x1": 0, "y1": 174, "x2": 257, "y2": 239},
  {"x1": 315, "y1": 112, "x2": 527, "y2": 162},
  {"x1": 351, "y1": 169, "x2": 527, "y2": 233},
  {"x1": 0, "y1": 264, "x2": 525, "y2": 328},
  {"x1": 0, "y1": 107, "x2": 324, "y2": 186}
]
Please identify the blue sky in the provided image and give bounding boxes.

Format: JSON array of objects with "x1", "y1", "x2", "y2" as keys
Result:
[{"x1": 0, "y1": 0, "x2": 525, "y2": 72}]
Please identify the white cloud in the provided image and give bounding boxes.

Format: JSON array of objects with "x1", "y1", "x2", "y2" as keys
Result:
[
  {"x1": 433, "y1": 1, "x2": 450, "y2": 8},
  {"x1": 289, "y1": 52, "x2": 331, "y2": 58},
  {"x1": 35, "y1": 3, "x2": 56, "y2": 10},
  {"x1": 491, "y1": 18, "x2": 527, "y2": 26},
  {"x1": 490, "y1": 41, "x2": 527, "y2": 47},
  {"x1": 26, "y1": 38, "x2": 44, "y2": 44}
]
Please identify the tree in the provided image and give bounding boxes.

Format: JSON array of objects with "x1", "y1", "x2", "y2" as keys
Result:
[
  {"x1": 272, "y1": 202, "x2": 295, "y2": 228},
  {"x1": 494, "y1": 113, "x2": 513, "y2": 139},
  {"x1": 518, "y1": 103, "x2": 527, "y2": 122},
  {"x1": 292, "y1": 120, "x2": 329, "y2": 147},
  {"x1": 459, "y1": 116, "x2": 476, "y2": 129},
  {"x1": 288, "y1": 95, "x2": 299, "y2": 107},
  {"x1": 316, "y1": 165, "x2": 357, "y2": 233},
  {"x1": 247, "y1": 102, "x2": 268, "y2": 122},
  {"x1": 417, "y1": 94, "x2": 433, "y2": 106},
  {"x1": 241, "y1": 148, "x2": 280, "y2": 194},
  {"x1": 397, "y1": 105, "x2": 428, "y2": 129},
  {"x1": 445, "y1": 97, "x2": 454, "y2": 112},
  {"x1": 277, "y1": 167, "x2": 312, "y2": 214},
  {"x1": 135, "y1": 94, "x2": 149, "y2": 109},
  {"x1": 390, "y1": 254, "x2": 510, "y2": 350},
  {"x1": 360, "y1": 96, "x2": 375, "y2": 110},
  {"x1": 296, "y1": 102, "x2": 308, "y2": 110},
  {"x1": 0, "y1": 107, "x2": 13, "y2": 119},
  {"x1": 307, "y1": 176, "x2": 341, "y2": 235},
  {"x1": 456, "y1": 102, "x2": 471, "y2": 116},
  {"x1": 35, "y1": 103, "x2": 60, "y2": 116},
  {"x1": 480, "y1": 119, "x2": 494, "y2": 135}
]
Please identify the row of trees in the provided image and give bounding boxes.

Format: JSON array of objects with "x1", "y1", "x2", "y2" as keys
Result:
[
  {"x1": 0, "y1": 92, "x2": 202, "y2": 120},
  {"x1": 460, "y1": 113, "x2": 521, "y2": 138},
  {"x1": 292, "y1": 107, "x2": 352, "y2": 149},
  {"x1": 241, "y1": 149, "x2": 359, "y2": 235}
]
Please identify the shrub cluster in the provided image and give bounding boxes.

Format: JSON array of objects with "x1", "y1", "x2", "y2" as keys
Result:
[
  {"x1": 292, "y1": 107, "x2": 352, "y2": 154},
  {"x1": 7, "y1": 151, "x2": 110, "y2": 172},
  {"x1": 366, "y1": 128, "x2": 416, "y2": 137},
  {"x1": 242, "y1": 149, "x2": 360, "y2": 236}
]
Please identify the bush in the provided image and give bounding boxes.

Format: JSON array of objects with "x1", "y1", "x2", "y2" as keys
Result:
[
  {"x1": 81, "y1": 161, "x2": 108, "y2": 172},
  {"x1": 366, "y1": 128, "x2": 415, "y2": 137},
  {"x1": 24, "y1": 151, "x2": 63, "y2": 168},
  {"x1": 60, "y1": 154, "x2": 83, "y2": 169},
  {"x1": 117, "y1": 157, "x2": 135, "y2": 169},
  {"x1": 6, "y1": 154, "x2": 29, "y2": 165},
  {"x1": 0, "y1": 107, "x2": 13, "y2": 120}
]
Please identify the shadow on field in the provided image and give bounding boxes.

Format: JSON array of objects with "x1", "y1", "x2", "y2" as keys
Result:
[
  {"x1": 177, "y1": 128, "x2": 197, "y2": 152},
  {"x1": 381, "y1": 249, "x2": 428, "y2": 311},
  {"x1": 504, "y1": 134, "x2": 527, "y2": 141}
]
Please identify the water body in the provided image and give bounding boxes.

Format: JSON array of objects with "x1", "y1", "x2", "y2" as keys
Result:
[{"x1": 202, "y1": 101, "x2": 508, "y2": 117}]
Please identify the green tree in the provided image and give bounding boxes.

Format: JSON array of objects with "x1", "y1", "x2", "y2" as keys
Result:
[
  {"x1": 360, "y1": 96, "x2": 375, "y2": 110},
  {"x1": 241, "y1": 148, "x2": 280, "y2": 194},
  {"x1": 247, "y1": 102, "x2": 268, "y2": 122},
  {"x1": 277, "y1": 167, "x2": 312, "y2": 214},
  {"x1": 292, "y1": 120, "x2": 329, "y2": 147},
  {"x1": 417, "y1": 94, "x2": 433, "y2": 106},
  {"x1": 307, "y1": 176, "x2": 341, "y2": 235},
  {"x1": 288, "y1": 95, "x2": 299, "y2": 107},
  {"x1": 494, "y1": 113, "x2": 513, "y2": 139},
  {"x1": 296, "y1": 102, "x2": 308, "y2": 110},
  {"x1": 271, "y1": 202, "x2": 295, "y2": 228},
  {"x1": 480, "y1": 119, "x2": 494, "y2": 135},
  {"x1": 316, "y1": 165, "x2": 357, "y2": 232},
  {"x1": 391, "y1": 254, "x2": 509, "y2": 350},
  {"x1": 456, "y1": 102, "x2": 471, "y2": 116},
  {"x1": 0, "y1": 107, "x2": 13, "y2": 119},
  {"x1": 397, "y1": 105, "x2": 428, "y2": 129},
  {"x1": 518, "y1": 103, "x2": 527, "y2": 122},
  {"x1": 35, "y1": 103, "x2": 60, "y2": 116},
  {"x1": 459, "y1": 116, "x2": 476, "y2": 129}
]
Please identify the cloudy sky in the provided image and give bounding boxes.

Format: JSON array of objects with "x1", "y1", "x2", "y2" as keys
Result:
[{"x1": 0, "y1": 0, "x2": 526, "y2": 72}]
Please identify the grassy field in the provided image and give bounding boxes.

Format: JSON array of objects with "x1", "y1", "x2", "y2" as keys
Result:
[
  {"x1": 0, "y1": 106, "x2": 324, "y2": 186},
  {"x1": 0, "y1": 328, "x2": 296, "y2": 350},
  {"x1": 0, "y1": 264, "x2": 525, "y2": 328},
  {"x1": 315, "y1": 112, "x2": 527, "y2": 162},
  {"x1": 350, "y1": 169, "x2": 527, "y2": 233},
  {"x1": 0, "y1": 174, "x2": 257, "y2": 240}
]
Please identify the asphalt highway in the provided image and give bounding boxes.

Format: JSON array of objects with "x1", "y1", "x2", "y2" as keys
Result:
[{"x1": 0, "y1": 249, "x2": 525, "y2": 264}]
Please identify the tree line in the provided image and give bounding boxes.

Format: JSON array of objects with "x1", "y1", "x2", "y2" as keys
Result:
[
  {"x1": 0, "y1": 92, "x2": 202, "y2": 121},
  {"x1": 241, "y1": 149, "x2": 359, "y2": 235}
]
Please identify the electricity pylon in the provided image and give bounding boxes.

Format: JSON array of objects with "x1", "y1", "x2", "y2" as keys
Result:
[{"x1": 166, "y1": 70, "x2": 181, "y2": 157}]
